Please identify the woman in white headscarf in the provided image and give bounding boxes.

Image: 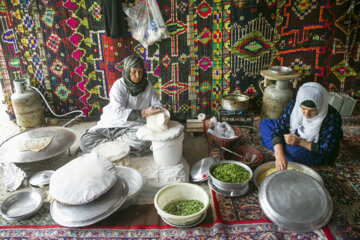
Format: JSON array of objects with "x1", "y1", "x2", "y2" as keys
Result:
[{"x1": 259, "y1": 82, "x2": 343, "y2": 170}]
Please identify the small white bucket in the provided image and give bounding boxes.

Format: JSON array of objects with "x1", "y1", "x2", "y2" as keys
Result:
[{"x1": 151, "y1": 132, "x2": 184, "y2": 166}]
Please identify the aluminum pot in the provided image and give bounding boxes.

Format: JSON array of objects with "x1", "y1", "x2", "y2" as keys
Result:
[
  {"x1": 209, "y1": 160, "x2": 252, "y2": 192},
  {"x1": 221, "y1": 94, "x2": 249, "y2": 112}
]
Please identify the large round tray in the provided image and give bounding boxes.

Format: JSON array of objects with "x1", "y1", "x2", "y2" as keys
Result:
[
  {"x1": 0, "y1": 126, "x2": 76, "y2": 163},
  {"x1": 259, "y1": 170, "x2": 333, "y2": 232},
  {"x1": 253, "y1": 161, "x2": 323, "y2": 189},
  {"x1": 50, "y1": 176, "x2": 128, "y2": 227}
]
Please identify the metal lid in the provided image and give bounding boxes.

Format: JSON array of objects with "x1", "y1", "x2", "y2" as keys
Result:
[
  {"x1": 190, "y1": 157, "x2": 219, "y2": 182},
  {"x1": 29, "y1": 170, "x2": 54, "y2": 187},
  {"x1": 259, "y1": 170, "x2": 332, "y2": 232}
]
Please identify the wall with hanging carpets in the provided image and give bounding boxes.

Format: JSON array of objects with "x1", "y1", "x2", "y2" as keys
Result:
[{"x1": 0, "y1": 0, "x2": 359, "y2": 120}]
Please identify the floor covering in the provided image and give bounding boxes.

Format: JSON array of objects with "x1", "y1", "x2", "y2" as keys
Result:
[{"x1": 0, "y1": 117, "x2": 359, "y2": 239}]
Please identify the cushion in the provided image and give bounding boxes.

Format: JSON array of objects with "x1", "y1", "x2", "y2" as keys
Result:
[
  {"x1": 91, "y1": 141, "x2": 130, "y2": 162},
  {"x1": 49, "y1": 152, "x2": 117, "y2": 205},
  {"x1": 136, "y1": 120, "x2": 184, "y2": 141}
]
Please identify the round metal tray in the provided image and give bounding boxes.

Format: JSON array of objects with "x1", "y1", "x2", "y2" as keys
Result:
[
  {"x1": 253, "y1": 161, "x2": 323, "y2": 189},
  {"x1": 116, "y1": 166, "x2": 144, "y2": 211},
  {"x1": 0, "y1": 126, "x2": 76, "y2": 163},
  {"x1": 259, "y1": 170, "x2": 333, "y2": 232},
  {"x1": 190, "y1": 157, "x2": 219, "y2": 182},
  {"x1": 50, "y1": 176, "x2": 128, "y2": 227},
  {"x1": 0, "y1": 190, "x2": 43, "y2": 221}
]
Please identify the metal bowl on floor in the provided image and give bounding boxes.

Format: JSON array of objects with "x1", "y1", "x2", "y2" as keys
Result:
[
  {"x1": 253, "y1": 161, "x2": 323, "y2": 189},
  {"x1": 116, "y1": 166, "x2": 144, "y2": 210},
  {"x1": 209, "y1": 160, "x2": 252, "y2": 195},
  {"x1": 0, "y1": 190, "x2": 43, "y2": 221}
]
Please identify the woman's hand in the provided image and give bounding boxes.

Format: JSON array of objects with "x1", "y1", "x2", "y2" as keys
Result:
[
  {"x1": 284, "y1": 134, "x2": 300, "y2": 145},
  {"x1": 141, "y1": 106, "x2": 162, "y2": 117},
  {"x1": 274, "y1": 143, "x2": 287, "y2": 170},
  {"x1": 275, "y1": 152, "x2": 287, "y2": 170}
]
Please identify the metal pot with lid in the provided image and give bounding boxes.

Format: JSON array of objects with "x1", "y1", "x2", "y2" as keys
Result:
[{"x1": 29, "y1": 170, "x2": 54, "y2": 197}]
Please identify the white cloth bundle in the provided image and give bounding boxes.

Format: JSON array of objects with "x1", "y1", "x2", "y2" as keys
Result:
[
  {"x1": 207, "y1": 117, "x2": 236, "y2": 139},
  {"x1": 49, "y1": 152, "x2": 117, "y2": 205}
]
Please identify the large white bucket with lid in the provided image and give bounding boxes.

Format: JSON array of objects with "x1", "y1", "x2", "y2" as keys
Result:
[{"x1": 151, "y1": 132, "x2": 184, "y2": 166}]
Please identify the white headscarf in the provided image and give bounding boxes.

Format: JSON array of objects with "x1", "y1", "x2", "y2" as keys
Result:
[{"x1": 290, "y1": 82, "x2": 329, "y2": 143}]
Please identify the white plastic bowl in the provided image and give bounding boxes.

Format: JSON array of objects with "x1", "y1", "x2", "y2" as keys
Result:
[{"x1": 154, "y1": 183, "x2": 209, "y2": 227}]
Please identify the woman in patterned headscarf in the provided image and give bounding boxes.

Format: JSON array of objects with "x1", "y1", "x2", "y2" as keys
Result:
[
  {"x1": 259, "y1": 82, "x2": 343, "y2": 170},
  {"x1": 79, "y1": 55, "x2": 162, "y2": 154}
]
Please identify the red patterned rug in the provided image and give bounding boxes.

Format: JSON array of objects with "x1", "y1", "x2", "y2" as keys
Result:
[
  {"x1": 208, "y1": 122, "x2": 360, "y2": 240},
  {"x1": 0, "y1": 220, "x2": 333, "y2": 239}
]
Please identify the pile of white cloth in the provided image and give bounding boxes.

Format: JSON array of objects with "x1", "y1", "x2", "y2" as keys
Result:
[{"x1": 207, "y1": 117, "x2": 236, "y2": 139}]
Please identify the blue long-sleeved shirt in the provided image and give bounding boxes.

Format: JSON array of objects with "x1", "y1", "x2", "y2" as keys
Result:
[{"x1": 271, "y1": 99, "x2": 343, "y2": 160}]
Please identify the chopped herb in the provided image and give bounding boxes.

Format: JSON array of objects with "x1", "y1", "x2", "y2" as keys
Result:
[
  {"x1": 163, "y1": 200, "x2": 204, "y2": 216},
  {"x1": 211, "y1": 163, "x2": 250, "y2": 183}
]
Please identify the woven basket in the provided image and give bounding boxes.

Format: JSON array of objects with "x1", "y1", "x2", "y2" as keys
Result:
[
  {"x1": 208, "y1": 125, "x2": 242, "y2": 148},
  {"x1": 223, "y1": 145, "x2": 263, "y2": 168}
]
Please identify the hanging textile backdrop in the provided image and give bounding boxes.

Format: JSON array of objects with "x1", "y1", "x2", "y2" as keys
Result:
[{"x1": 0, "y1": 0, "x2": 359, "y2": 119}]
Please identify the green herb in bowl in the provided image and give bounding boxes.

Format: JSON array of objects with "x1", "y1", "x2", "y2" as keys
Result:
[
  {"x1": 211, "y1": 163, "x2": 250, "y2": 183},
  {"x1": 163, "y1": 200, "x2": 204, "y2": 216}
]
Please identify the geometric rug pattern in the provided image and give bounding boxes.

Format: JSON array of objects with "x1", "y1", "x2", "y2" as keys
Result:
[
  {"x1": 0, "y1": 0, "x2": 359, "y2": 119},
  {"x1": 210, "y1": 122, "x2": 360, "y2": 240}
]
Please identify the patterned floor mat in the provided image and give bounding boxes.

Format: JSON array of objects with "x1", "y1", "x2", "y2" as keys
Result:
[{"x1": 208, "y1": 121, "x2": 360, "y2": 239}]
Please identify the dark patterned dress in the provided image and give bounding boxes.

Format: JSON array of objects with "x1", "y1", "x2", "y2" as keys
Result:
[{"x1": 259, "y1": 100, "x2": 343, "y2": 166}]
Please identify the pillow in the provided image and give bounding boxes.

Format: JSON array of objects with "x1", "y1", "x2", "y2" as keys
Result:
[
  {"x1": 91, "y1": 141, "x2": 130, "y2": 162},
  {"x1": 49, "y1": 152, "x2": 117, "y2": 205}
]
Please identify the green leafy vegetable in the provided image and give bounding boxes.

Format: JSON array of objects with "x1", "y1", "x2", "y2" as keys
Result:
[
  {"x1": 211, "y1": 163, "x2": 250, "y2": 183},
  {"x1": 163, "y1": 200, "x2": 204, "y2": 216}
]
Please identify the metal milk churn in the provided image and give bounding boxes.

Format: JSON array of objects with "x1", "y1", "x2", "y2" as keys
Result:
[
  {"x1": 11, "y1": 79, "x2": 45, "y2": 128},
  {"x1": 259, "y1": 69, "x2": 300, "y2": 120}
]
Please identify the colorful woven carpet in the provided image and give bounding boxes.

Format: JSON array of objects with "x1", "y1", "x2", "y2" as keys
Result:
[
  {"x1": 0, "y1": 220, "x2": 331, "y2": 239},
  {"x1": 0, "y1": 1, "x2": 358, "y2": 120}
]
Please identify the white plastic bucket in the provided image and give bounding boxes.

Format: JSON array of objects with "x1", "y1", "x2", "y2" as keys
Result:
[{"x1": 151, "y1": 132, "x2": 184, "y2": 166}]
